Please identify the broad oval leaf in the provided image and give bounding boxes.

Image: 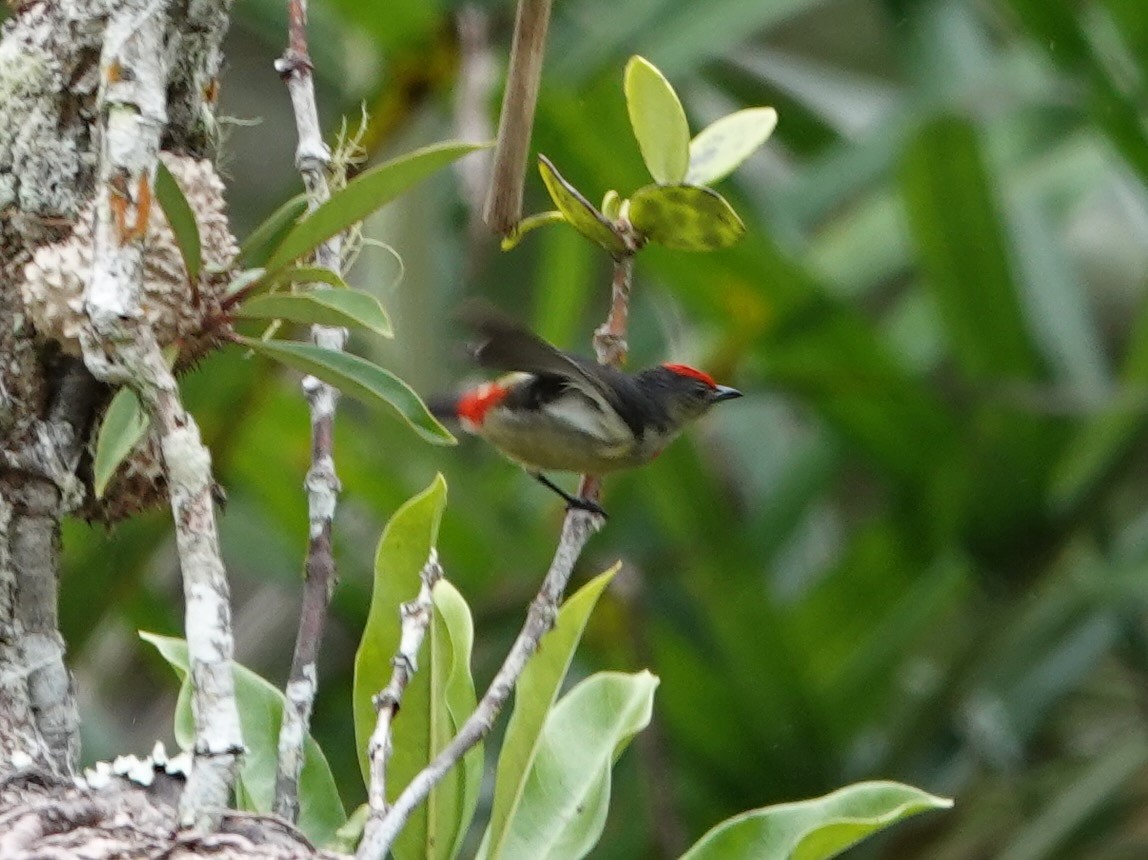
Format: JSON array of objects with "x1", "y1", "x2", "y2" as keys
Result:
[
  {"x1": 154, "y1": 160, "x2": 202, "y2": 283},
  {"x1": 501, "y1": 210, "x2": 566, "y2": 251},
  {"x1": 628, "y1": 184, "x2": 746, "y2": 250},
  {"x1": 266, "y1": 141, "x2": 489, "y2": 272},
  {"x1": 479, "y1": 566, "x2": 620, "y2": 860},
  {"x1": 236, "y1": 337, "x2": 454, "y2": 445},
  {"x1": 537, "y1": 155, "x2": 625, "y2": 254},
  {"x1": 236, "y1": 289, "x2": 392, "y2": 337},
  {"x1": 493, "y1": 671, "x2": 658, "y2": 860},
  {"x1": 234, "y1": 193, "x2": 309, "y2": 269},
  {"x1": 679, "y1": 781, "x2": 953, "y2": 860},
  {"x1": 624, "y1": 55, "x2": 690, "y2": 184},
  {"x1": 93, "y1": 387, "x2": 149, "y2": 499},
  {"x1": 351, "y1": 477, "x2": 480, "y2": 860},
  {"x1": 687, "y1": 107, "x2": 779, "y2": 186},
  {"x1": 140, "y1": 632, "x2": 347, "y2": 847}
]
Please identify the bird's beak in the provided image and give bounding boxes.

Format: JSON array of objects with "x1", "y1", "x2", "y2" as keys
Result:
[{"x1": 712, "y1": 385, "x2": 743, "y2": 403}]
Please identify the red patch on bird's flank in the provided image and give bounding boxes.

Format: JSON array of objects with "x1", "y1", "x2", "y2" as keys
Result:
[
  {"x1": 457, "y1": 382, "x2": 509, "y2": 431},
  {"x1": 662, "y1": 363, "x2": 717, "y2": 388}
]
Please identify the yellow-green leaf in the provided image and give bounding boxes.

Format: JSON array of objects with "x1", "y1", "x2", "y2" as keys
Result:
[
  {"x1": 267, "y1": 141, "x2": 489, "y2": 272},
  {"x1": 236, "y1": 289, "x2": 392, "y2": 337},
  {"x1": 501, "y1": 210, "x2": 566, "y2": 251},
  {"x1": 154, "y1": 160, "x2": 202, "y2": 283},
  {"x1": 628, "y1": 184, "x2": 745, "y2": 250},
  {"x1": 237, "y1": 337, "x2": 454, "y2": 445},
  {"x1": 92, "y1": 387, "x2": 149, "y2": 499},
  {"x1": 234, "y1": 193, "x2": 309, "y2": 269},
  {"x1": 686, "y1": 107, "x2": 779, "y2": 186},
  {"x1": 537, "y1": 156, "x2": 626, "y2": 254},
  {"x1": 623, "y1": 55, "x2": 690, "y2": 184}
]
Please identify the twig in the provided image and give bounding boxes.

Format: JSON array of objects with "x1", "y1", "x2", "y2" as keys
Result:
[
  {"x1": 80, "y1": 3, "x2": 242, "y2": 830},
  {"x1": 357, "y1": 510, "x2": 601, "y2": 859},
  {"x1": 482, "y1": 0, "x2": 553, "y2": 235},
  {"x1": 363, "y1": 551, "x2": 445, "y2": 822},
  {"x1": 272, "y1": 0, "x2": 347, "y2": 823}
]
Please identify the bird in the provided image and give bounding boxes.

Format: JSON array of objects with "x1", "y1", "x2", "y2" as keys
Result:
[{"x1": 431, "y1": 303, "x2": 742, "y2": 516}]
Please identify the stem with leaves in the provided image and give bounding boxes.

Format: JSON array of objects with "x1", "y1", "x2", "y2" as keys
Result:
[
  {"x1": 80, "y1": 5, "x2": 242, "y2": 829},
  {"x1": 363, "y1": 550, "x2": 445, "y2": 820},
  {"x1": 272, "y1": 0, "x2": 348, "y2": 824},
  {"x1": 357, "y1": 508, "x2": 601, "y2": 859}
]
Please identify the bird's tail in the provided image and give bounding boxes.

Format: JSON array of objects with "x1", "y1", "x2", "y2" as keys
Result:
[{"x1": 425, "y1": 394, "x2": 461, "y2": 423}]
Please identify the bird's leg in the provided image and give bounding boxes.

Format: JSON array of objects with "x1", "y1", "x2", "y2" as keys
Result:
[{"x1": 529, "y1": 472, "x2": 608, "y2": 517}]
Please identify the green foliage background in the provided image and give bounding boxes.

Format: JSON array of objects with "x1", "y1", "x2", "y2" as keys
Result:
[{"x1": 61, "y1": 0, "x2": 1148, "y2": 856}]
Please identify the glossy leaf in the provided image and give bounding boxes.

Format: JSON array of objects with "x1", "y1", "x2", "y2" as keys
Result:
[
  {"x1": 624, "y1": 55, "x2": 690, "y2": 183},
  {"x1": 501, "y1": 210, "x2": 565, "y2": 251},
  {"x1": 154, "y1": 160, "x2": 202, "y2": 283},
  {"x1": 628, "y1": 184, "x2": 745, "y2": 250},
  {"x1": 140, "y1": 633, "x2": 347, "y2": 846},
  {"x1": 679, "y1": 781, "x2": 953, "y2": 860},
  {"x1": 351, "y1": 477, "x2": 479, "y2": 860},
  {"x1": 489, "y1": 671, "x2": 658, "y2": 860},
  {"x1": 234, "y1": 193, "x2": 309, "y2": 269},
  {"x1": 236, "y1": 288, "x2": 392, "y2": 337},
  {"x1": 537, "y1": 155, "x2": 625, "y2": 254},
  {"x1": 266, "y1": 141, "x2": 488, "y2": 272},
  {"x1": 93, "y1": 387, "x2": 149, "y2": 499},
  {"x1": 687, "y1": 107, "x2": 779, "y2": 186},
  {"x1": 237, "y1": 337, "x2": 454, "y2": 445},
  {"x1": 479, "y1": 566, "x2": 620, "y2": 859}
]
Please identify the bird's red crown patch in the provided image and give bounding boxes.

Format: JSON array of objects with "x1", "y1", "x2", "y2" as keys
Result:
[{"x1": 662, "y1": 363, "x2": 716, "y2": 388}]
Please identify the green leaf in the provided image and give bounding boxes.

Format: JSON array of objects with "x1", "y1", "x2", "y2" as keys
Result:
[
  {"x1": 154, "y1": 160, "x2": 202, "y2": 283},
  {"x1": 686, "y1": 107, "x2": 779, "y2": 186},
  {"x1": 501, "y1": 210, "x2": 566, "y2": 251},
  {"x1": 900, "y1": 115, "x2": 1041, "y2": 380},
  {"x1": 92, "y1": 387, "x2": 149, "y2": 499},
  {"x1": 234, "y1": 193, "x2": 308, "y2": 269},
  {"x1": 679, "y1": 781, "x2": 953, "y2": 860},
  {"x1": 236, "y1": 289, "x2": 392, "y2": 338},
  {"x1": 537, "y1": 155, "x2": 626, "y2": 254},
  {"x1": 267, "y1": 141, "x2": 489, "y2": 272},
  {"x1": 328, "y1": 803, "x2": 370, "y2": 853},
  {"x1": 601, "y1": 190, "x2": 623, "y2": 221},
  {"x1": 140, "y1": 632, "x2": 347, "y2": 847},
  {"x1": 352, "y1": 477, "x2": 479, "y2": 860},
  {"x1": 225, "y1": 265, "x2": 352, "y2": 303},
  {"x1": 479, "y1": 566, "x2": 620, "y2": 860},
  {"x1": 489, "y1": 671, "x2": 658, "y2": 860},
  {"x1": 624, "y1": 55, "x2": 690, "y2": 184},
  {"x1": 628, "y1": 184, "x2": 746, "y2": 250},
  {"x1": 237, "y1": 337, "x2": 454, "y2": 445}
]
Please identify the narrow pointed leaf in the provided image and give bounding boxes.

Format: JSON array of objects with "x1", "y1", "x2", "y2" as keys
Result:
[
  {"x1": 491, "y1": 671, "x2": 658, "y2": 860},
  {"x1": 479, "y1": 566, "x2": 620, "y2": 860},
  {"x1": 236, "y1": 289, "x2": 392, "y2": 337},
  {"x1": 154, "y1": 160, "x2": 202, "y2": 283},
  {"x1": 537, "y1": 156, "x2": 625, "y2": 254},
  {"x1": 679, "y1": 781, "x2": 953, "y2": 860},
  {"x1": 687, "y1": 107, "x2": 779, "y2": 186},
  {"x1": 140, "y1": 633, "x2": 347, "y2": 846},
  {"x1": 226, "y1": 265, "x2": 351, "y2": 302},
  {"x1": 501, "y1": 210, "x2": 566, "y2": 251},
  {"x1": 237, "y1": 337, "x2": 454, "y2": 445},
  {"x1": 93, "y1": 387, "x2": 149, "y2": 499},
  {"x1": 267, "y1": 141, "x2": 489, "y2": 272},
  {"x1": 234, "y1": 193, "x2": 309, "y2": 269},
  {"x1": 624, "y1": 55, "x2": 690, "y2": 183},
  {"x1": 628, "y1": 184, "x2": 745, "y2": 250}
]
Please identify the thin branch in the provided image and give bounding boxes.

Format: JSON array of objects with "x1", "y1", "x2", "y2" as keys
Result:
[
  {"x1": 272, "y1": 0, "x2": 347, "y2": 823},
  {"x1": 357, "y1": 509, "x2": 601, "y2": 860},
  {"x1": 80, "y1": 4, "x2": 241, "y2": 829},
  {"x1": 482, "y1": 0, "x2": 553, "y2": 236},
  {"x1": 364, "y1": 550, "x2": 445, "y2": 819}
]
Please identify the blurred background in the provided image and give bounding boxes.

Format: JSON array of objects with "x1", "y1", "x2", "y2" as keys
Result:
[{"x1": 59, "y1": 0, "x2": 1148, "y2": 856}]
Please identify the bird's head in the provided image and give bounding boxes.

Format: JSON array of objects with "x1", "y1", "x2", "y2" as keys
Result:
[{"x1": 641, "y1": 363, "x2": 742, "y2": 426}]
